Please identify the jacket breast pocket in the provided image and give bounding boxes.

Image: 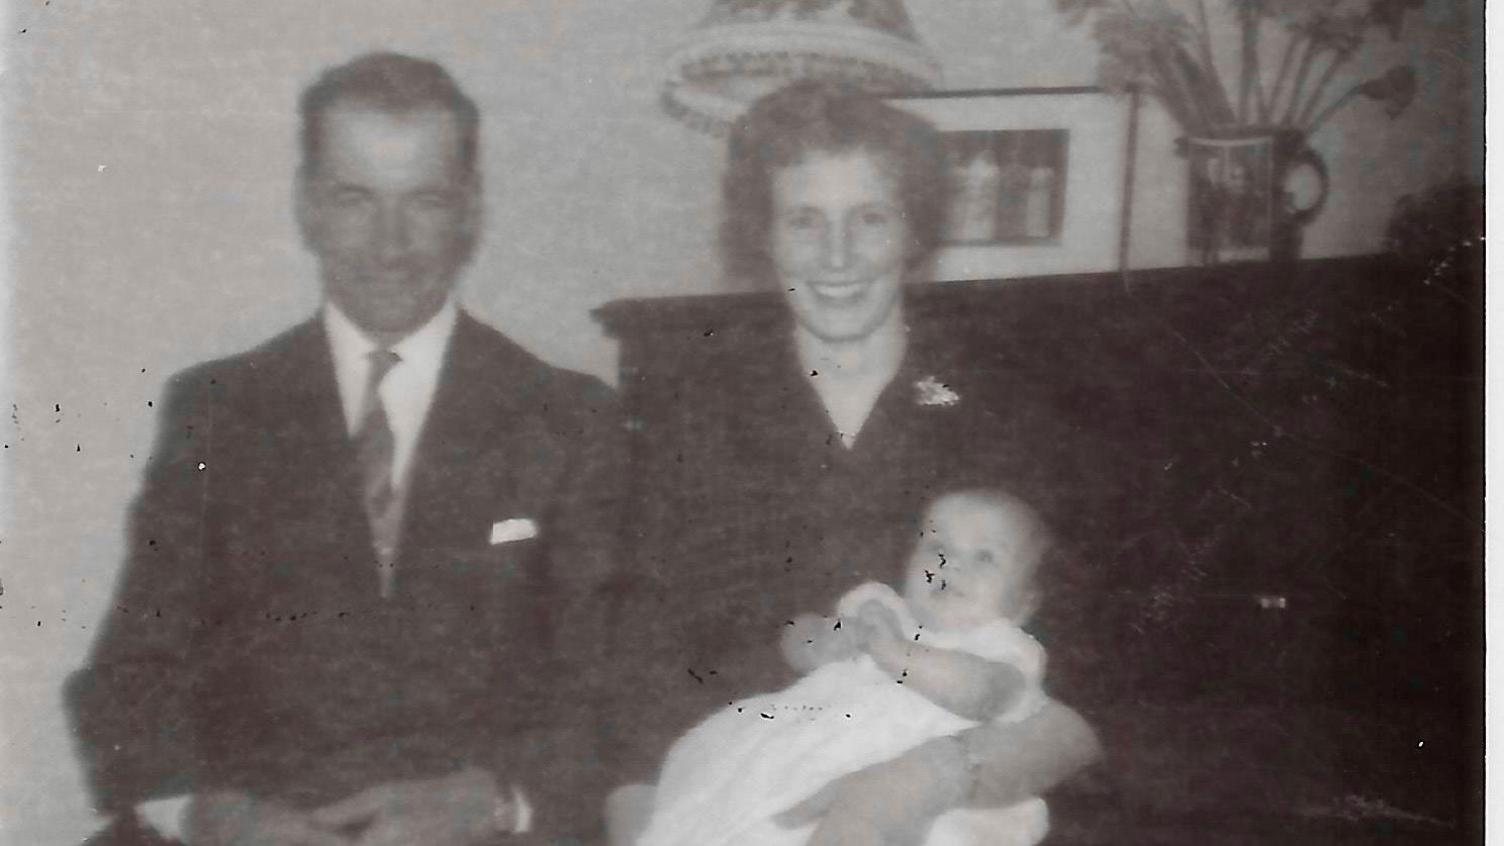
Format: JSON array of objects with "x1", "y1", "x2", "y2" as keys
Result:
[{"x1": 403, "y1": 538, "x2": 548, "y2": 636}]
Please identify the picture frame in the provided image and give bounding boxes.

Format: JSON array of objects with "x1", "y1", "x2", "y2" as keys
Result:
[{"x1": 889, "y1": 87, "x2": 1136, "y2": 282}]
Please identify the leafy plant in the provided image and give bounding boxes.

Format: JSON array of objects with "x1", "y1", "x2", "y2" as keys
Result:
[{"x1": 1058, "y1": 0, "x2": 1420, "y2": 134}]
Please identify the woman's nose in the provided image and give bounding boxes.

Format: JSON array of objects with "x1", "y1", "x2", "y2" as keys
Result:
[{"x1": 822, "y1": 224, "x2": 852, "y2": 270}]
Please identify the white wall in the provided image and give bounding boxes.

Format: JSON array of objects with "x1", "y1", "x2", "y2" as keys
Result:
[{"x1": 1, "y1": 1, "x2": 1476, "y2": 841}]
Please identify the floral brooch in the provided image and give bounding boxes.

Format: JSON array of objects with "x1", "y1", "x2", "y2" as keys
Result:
[{"x1": 914, "y1": 375, "x2": 960, "y2": 407}]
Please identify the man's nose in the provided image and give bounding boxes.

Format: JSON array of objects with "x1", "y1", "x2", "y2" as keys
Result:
[{"x1": 373, "y1": 204, "x2": 411, "y2": 260}]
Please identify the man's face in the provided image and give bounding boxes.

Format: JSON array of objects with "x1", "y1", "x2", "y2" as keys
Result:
[{"x1": 297, "y1": 104, "x2": 478, "y2": 343}]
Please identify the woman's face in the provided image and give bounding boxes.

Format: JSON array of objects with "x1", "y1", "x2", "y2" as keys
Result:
[{"x1": 769, "y1": 149, "x2": 911, "y2": 343}]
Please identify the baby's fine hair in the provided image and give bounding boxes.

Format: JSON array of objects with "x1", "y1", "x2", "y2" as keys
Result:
[{"x1": 929, "y1": 487, "x2": 1056, "y2": 572}]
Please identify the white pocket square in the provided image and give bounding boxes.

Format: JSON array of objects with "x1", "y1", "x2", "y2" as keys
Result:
[{"x1": 489, "y1": 518, "x2": 539, "y2": 546}]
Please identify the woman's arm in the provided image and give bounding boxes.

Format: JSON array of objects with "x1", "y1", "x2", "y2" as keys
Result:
[
  {"x1": 854, "y1": 600, "x2": 1101, "y2": 804},
  {"x1": 960, "y1": 698, "x2": 1103, "y2": 806},
  {"x1": 776, "y1": 704, "x2": 1101, "y2": 845}
]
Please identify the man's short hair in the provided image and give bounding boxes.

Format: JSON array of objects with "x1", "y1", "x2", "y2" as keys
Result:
[
  {"x1": 720, "y1": 79, "x2": 949, "y2": 286},
  {"x1": 298, "y1": 52, "x2": 480, "y2": 178}
]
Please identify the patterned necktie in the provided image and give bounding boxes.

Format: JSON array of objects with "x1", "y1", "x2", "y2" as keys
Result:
[{"x1": 355, "y1": 349, "x2": 402, "y2": 598}]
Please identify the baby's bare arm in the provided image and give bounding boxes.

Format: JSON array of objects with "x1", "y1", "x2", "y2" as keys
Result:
[
  {"x1": 873, "y1": 639, "x2": 1027, "y2": 721},
  {"x1": 855, "y1": 604, "x2": 1027, "y2": 722}
]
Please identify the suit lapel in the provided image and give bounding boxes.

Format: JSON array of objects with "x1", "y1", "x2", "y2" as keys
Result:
[
  {"x1": 274, "y1": 319, "x2": 357, "y2": 473},
  {"x1": 230, "y1": 318, "x2": 376, "y2": 599},
  {"x1": 400, "y1": 312, "x2": 527, "y2": 554}
]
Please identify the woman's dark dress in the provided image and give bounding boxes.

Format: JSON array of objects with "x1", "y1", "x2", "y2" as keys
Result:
[{"x1": 612, "y1": 316, "x2": 1084, "y2": 780}]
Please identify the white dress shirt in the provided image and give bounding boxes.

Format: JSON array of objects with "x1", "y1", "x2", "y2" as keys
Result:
[
  {"x1": 139, "y1": 298, "x2": 532, "y2": 838},
  {"x1": 323, "y1": 298, "x2": 458, "y2": 488}
]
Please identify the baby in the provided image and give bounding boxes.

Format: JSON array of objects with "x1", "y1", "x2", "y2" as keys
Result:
[{"x1": 635, "y1": 489, "x2": 1055, "y2": 846}]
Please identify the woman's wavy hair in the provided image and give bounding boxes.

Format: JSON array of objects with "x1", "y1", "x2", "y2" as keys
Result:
[{"x1": 720, "y1": 80, "x2": 950, "y2": 286}]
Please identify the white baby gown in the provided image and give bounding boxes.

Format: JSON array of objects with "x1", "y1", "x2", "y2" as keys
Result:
[{"x1": 638, "y1": 582, "x2": 1050, "y2": 846}]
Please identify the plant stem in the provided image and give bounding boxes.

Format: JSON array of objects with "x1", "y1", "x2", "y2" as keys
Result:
[
  {"x1": 1280, "y1": 38, "x2": 1323, "y2": 125},
  {"x1": 1154, "y1": 43, "x2": 1210, "y2": 133},
  {"x1": 1191, "y1": 0, "x2": 1232, "y2": 121},
  {"x1": 1297, "y1": 50, "x2": 1352, "y2": 127},
  {"x1": 1263, "y1": 29, "x2": 1303, "y2": 124},
  {"x1": 1306, "y1": 83, "x2": 1361, "y2": 135},
  {"x1": 1238, "y1": 3, "x2": 1256, "y2": 122}
]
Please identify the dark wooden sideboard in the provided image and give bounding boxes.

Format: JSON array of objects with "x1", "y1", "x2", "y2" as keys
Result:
[{"x1": 595, "y1": 254, "x2": 1482, "y2": 843}]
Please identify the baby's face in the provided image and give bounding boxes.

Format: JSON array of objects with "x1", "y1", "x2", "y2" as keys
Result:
[{"x1": 902, "y1": 496, "x2": 1041, "y2": 630}]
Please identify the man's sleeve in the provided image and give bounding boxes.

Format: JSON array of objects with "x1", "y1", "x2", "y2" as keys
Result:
[
  {"x1": 494, "y1": 375, "x2": 627, "y2": 840},
  {"x1": 65, "y1": 369, "x2": 216, "y2": 811}
]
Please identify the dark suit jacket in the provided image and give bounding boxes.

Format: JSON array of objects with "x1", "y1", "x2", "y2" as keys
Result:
[{"x1": 66, "y1": 312, "x2": 622, "y2": 838}]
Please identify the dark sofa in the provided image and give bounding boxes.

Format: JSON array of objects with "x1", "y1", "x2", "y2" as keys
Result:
[{"x1": 595, "y1": 252, "x2": 1482, "y2": 844}]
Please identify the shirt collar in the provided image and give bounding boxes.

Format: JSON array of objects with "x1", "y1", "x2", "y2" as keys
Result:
[{"x1": 322, "y1": 298, "x2": 460, "y2": 368}]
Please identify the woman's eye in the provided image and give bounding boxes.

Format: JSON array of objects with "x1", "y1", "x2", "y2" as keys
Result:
[
  {"x1": 975, "y1": 549, "x2": 995, "y2": 565},
  {"x1": 857, "y1": 208, "x2": 893, "y2": 227}
]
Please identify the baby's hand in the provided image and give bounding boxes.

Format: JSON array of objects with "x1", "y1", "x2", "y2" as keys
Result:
[
  {"x1": 781, "y1": 613, "x2": 860, "y2": 673},
  {"x1": 852, "y1": 600, "x2": 909, "y2": 675},
  {"x1": 853, "y1": 600, "x2": 905, "y2": 650}
]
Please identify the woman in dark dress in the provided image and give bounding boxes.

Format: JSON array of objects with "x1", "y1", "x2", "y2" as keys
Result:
[{"x1": 609, "y1": 81, "x2": 1100, "y2": 844}]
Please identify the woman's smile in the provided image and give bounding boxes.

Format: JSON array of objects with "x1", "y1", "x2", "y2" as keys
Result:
[{"x1": 809, "y1": 279, "x2": 873, "y2": 303}]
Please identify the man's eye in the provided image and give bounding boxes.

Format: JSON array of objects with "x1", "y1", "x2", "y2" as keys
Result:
[
  {"x1": 857, "y1": 209, "x2": 893, "y2": 227},
  {"x1": 975, "y1": 549, "x2": 995, "y2": 565},
  {"x1": 411, "y1": 192, "x2": 455, "y2": 211},
  {"x1": 327, "y1": 189, "x2": 371, "y2": 208}
]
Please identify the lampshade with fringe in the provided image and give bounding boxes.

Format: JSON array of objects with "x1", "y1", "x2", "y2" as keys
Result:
[{"x1": 661, "y1": 0, "x2": 943, "y2": 135}]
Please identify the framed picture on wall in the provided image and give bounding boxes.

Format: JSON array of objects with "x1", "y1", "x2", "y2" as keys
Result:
[{"x1": 888, "y1": 87, "x2": 1136, "y2": 282}]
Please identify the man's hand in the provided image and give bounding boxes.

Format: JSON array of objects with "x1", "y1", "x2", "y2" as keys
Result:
[
  {"x1": 851, "y1": 600, "x2": 908, "y2": 674},
  {"x1": 604, "y1": 783, "x2": 657, "y2": 846},
  {"x1": 185, "y1": 791, "x2": 352, "y2": 846},
  {"x1": 853, "y1": 600, "x2": 904, "y2": 648},
  {"x1": 773, "y1": 736, "x2": 969, "y2": 846},
  {"x1": 309, "y1": 767, "x2": 504, "y2": 846}
]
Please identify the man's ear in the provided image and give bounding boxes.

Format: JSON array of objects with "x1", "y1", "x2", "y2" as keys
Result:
[
  {"x1": 454, "y1": 176, "x2": 484, "y2": 262},
  {"x1": 293, "y1": 168, "x2": 318, "y2": 249},
  {"x1": 461, "y1": 176, "x2": 483, "y2": 241}
]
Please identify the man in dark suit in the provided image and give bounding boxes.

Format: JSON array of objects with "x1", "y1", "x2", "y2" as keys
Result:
[{"x1": 66, "y1": 52, "x2": 620, "y2": 845}]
